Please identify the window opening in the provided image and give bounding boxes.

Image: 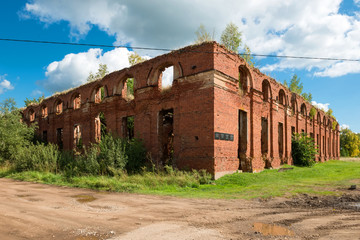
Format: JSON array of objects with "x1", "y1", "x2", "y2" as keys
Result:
[
  {"x1": 56, "y1": 128, "x2": 63, "y2": 150},
  {"x1": 278, "y1": 122, "x2": 284, "y2": 158},
  {"x1": 160, "y1": 66, "x2": 174, "y2": 91},
  {"x1": 95, "y1": 112, "x2": 107, "y2": 142},
  {"x1": 122, "y1": 116, "x2": 134, "y2": 140},
  {"x1": 73, "y1": 94, "x2": 81, "y2": 109},
  {"x1": 159, "y1": 109, "x2": 174, "y2": 166},
  {"x1": 238, "y1": 110, "x2": 248, "y2": 171},
  {"x1": 261, "y1": 117, "x2": 268, "y2": 154}
]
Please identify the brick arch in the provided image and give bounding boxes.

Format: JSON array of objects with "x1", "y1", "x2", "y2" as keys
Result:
[
  {"x1": 317, "y1": 112, "x2": 321, "y2": 124},
  {"x1": 53, "y1": 98, "x2": 64, "y2": 115},
  {"x1": 28, "y1": 108, "x2": 35, "y2": 122},
  {"x1": 238, "y1": 65, "x2": 253, "y2": 93},
  {"x1": 278, "y1": 89, "x2": 286, "y2": 106},
  {"x1": 91, "y1": 84, "x2": 109, "y2": 103},
  {"x1": 40, "y1": 104, "x2": 48, "y2": 118},
  {"x1": 147, "y1": 61, "x2": 183, "y2": 86},
  {"x1": 291, "y1": 95, "x2": 298, "y2": 114},
  {"x1": 114, "y1": 74, "x2": 135, "y2": 95},
  {"x1": 300, "y1": 103, "x2": 307, "y2": 116},
  {"x1": 70, "y1": 92, "x2": 81, "y2": 109},
  {"x1": 323, "y1": 116, "x2": 327, "y2": 126},
  {"x1": 261, "y1": 79, "x2": 272, "y2": 101}
]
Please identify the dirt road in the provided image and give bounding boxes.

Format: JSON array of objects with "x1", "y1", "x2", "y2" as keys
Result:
[{"x1": 0, "y1": 178, "x2": 359, "y2": 240}]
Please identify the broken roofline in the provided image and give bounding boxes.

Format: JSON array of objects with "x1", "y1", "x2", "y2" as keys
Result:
[{"x1": 23, "y1": 41, "x2": 336, "y2": 123}]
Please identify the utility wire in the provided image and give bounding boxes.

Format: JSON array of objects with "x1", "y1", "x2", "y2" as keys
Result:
[{"x1": 0, "y1": 37, "x2": 359, "y2": 62}]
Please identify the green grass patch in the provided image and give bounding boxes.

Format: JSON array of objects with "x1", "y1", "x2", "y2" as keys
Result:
[{"x1": 1, "y1": 160, "x2": 360, "y2": 199}]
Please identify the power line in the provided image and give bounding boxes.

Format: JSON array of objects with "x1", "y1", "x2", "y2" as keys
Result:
[{"x1": 0, "y1": 37, "x2": 359, "y2": 62}]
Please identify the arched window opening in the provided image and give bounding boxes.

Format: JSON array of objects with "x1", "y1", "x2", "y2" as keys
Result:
[
  {"x1": 317, "y1": 112, "x2": 321, "y2": 124},
  {"x1": 74, "y1": 124, "x2": 82, "y2": 149},
  {"x1": 73, "y1": 93, "x2": 81, "y2": 109},
  {"x1": 238, "y1": 66, "x2": 250, "y2": 93},
  {"x1": 262, "y1": 80, "x2": 271, "y2": 102},
  {"x1": 278, "y1": 89, "x2": 286, "y2": 106},
  {"x1": 95, "y1": 86, "x2": 105, "y2": 103},
  {"x1": 125, "y1": 78, "x2": 135, "y2": 100},
  {"x1": 291, "y1": 99, "x2": 297, "y2": 115},
  {"x1": 323, "y1": 116, "x2": 326, "y2": 126},
  {"x1": 301, "y1": 103, "x2": 307, "y2": 116},
  {"x1": 160, "y1": 66, "x2": 174, "y2": 91},
  {"x1": 95, "y1": 112, "x2": 107, "y2": 142},
  {"x1": 41, "y1": 105, "x2": 48, "y2": 118},
  {"x1": 29, "y1": 109, "x2": 35, "y2": 122},
  {"x1": 55, "y1": 100, "x2": 63, "y2": 115}
]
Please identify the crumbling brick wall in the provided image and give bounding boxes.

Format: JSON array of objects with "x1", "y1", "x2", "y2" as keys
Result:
[{"x1": 22, "y1": 42, "x2": 340, "y2": 178}]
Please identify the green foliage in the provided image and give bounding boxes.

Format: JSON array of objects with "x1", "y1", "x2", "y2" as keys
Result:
[
  {"x1": 24, "y1": 95, "x2": 44, "y2": 107},
  {"x1": 87, "y1": 63, "x2": 109, "y2": 82},
  {"x1": 194, "y1": 24, "x2": 214, "y2": 44},
  {"x1": 302, "y1": 92, "x2": 313, "y2": 102},
  {"x1": 125, "y1": 138, "x2": 146, "y2": 173},
  {"x1": 0, "y1": 99, "x2": 36, "y2": 163},
  {"x1": 340, "y1": 128, "x2": 360, "y2": 157},
  {"x1": 241, "y1": 44, "x2": 255, "y2": 67},
  {"x1": 97, "y1": 134, "x2": 128, "y2": 175},
  {"x1": 127, "y1": 78, "x2": 134, "y2": 96},
  {"x1": 14, "y1": 143, "x2": 59, "y2": 172},
  {"x1": 326, "y1": 108, "x2": 334, "y2": 118},
  {"x1": 286, "y1": 74, "x2": 303, "y2": 95},
  {"x1": 284, "y1": 74, "x2": 313, "y2": 103},
  {"x1": 220, "y1": 22, "x2": 242, "y2": 53},
  {"x1": 309, "y1": 107, "x2": 316, "y2": 120},
  {"x1": 4, "y1": 161, "x2": 360, "y2": 199},
  {"x1": 128, "y1": 52, "x2": 146, "y2": 66},
  {"x1": 291, "y1": 133, "x2": 318, "y2": 167}
]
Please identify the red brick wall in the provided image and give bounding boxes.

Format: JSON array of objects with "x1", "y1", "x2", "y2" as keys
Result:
[{"x1": 22, "y1": 42, "x2": 340, "y2": 177}]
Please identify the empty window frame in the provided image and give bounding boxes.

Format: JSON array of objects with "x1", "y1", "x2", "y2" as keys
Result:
[
  {"x1": 261, "y1": 117, "x2": 268, "y2": 154},
  {"x1": 74, "y1": 124, "x2": 82, "y2": 147},
  {"x1": 159, "y1": 66, "x2": 174, "y2": 91},
  {"x1": 41, "y1": 106, "x2": 48, "y2": 118},
  {"x1": 73, "y1": 93, "x2": 81, "y2": 109},
  {"x1": 122, "y1": 116, "x2": 134, "y2": 140},
  {"x1": 278, "y1": 122, "x2": 284, "y2": 157},
  {"x1": 29, "y1": 109, "x2": 35, "y2": 122},
  {"x1": 55, "y1": 100, "x2": 63, "y2": 115},
  {"x1": 95, "y1": 87, "x2": 105, "y2": 103}
]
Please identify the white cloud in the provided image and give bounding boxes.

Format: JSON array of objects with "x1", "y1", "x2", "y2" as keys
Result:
[
  {"x1": 39, "y1": 47, "x2": 131, "y2": 92},
  {"x1": 311, "y1": 101, "x2": 330, "y2": 112},
  {"x1": 162, "y1": 66, "x2": 174, "y2": 88},
  {"x1": 0, "y1": 75, "x2": 14, "y2": 94},
  {"x1": 23, "y1": 0, "x2": 360, "y2": 77},
  {"x1": 355, "y1": 0, "x2": 360, "y2": 6},
  {"x1": 341, "y1": 124, "x2": 350, "y2": 130},
  {"x1": 31, "y1": 89, "x2": 43, "y2": 96}
]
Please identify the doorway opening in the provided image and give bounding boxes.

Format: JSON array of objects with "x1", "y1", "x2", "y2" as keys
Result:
[{"x1": 159, "y1": 109, "x2": 174, "y2": 166}]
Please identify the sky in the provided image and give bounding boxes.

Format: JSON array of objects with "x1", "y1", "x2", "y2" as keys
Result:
[{"x1": 0, "y1": 0, "x2": 359, "y2": 132}]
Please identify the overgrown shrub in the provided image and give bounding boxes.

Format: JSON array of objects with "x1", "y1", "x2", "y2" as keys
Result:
[
  {"x1": 125, "y1": 138, "x2": 146, "y2": 173},
  {"x1": 14, "y1": 143, "x2": 59, "y2": 172},
  {"x1": 97, "y1": 134, "x2": 128, "y2": 175},
  {"x1": 291, "y1": 133, "x2": 318, "y2": 167}
]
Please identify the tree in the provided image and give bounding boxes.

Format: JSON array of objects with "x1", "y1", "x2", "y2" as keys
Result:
[
  {"x1": 241, "y1": 44, "x2": 255, "y2": 67},
  {"x1": 24, "y1": 95, "x2": 45, "y2": 107},
  {"x1": 220, "y1": 22, "x2": 242, "y2": 53},
  {"x1": 326, "y1": 108, "x2": 334, "y2": 118},
  {"x1": 292, "y1": 133, "x2": 318, "y2": 166},
  {"x1": 0, "y1": 98, "x2": 36, "y2": 163},
  {"x1": 128, "y1": 52, "x2": 146, "y2": 66},
  {"x1": 340, "y1": 128, "x2": 360, "y2": 157},
  {"x1": 87, "y1": 63, "x2": 109, "y2": 82},
  {"x1": 194, "y1": 24, "x2": 213, "y2": 44},
  {"x1": 127, "y1": 52, "x2": 147, "y2": 96},
  {"x1": 284, "y1": 74, "x2": 313, "y2": 102}
]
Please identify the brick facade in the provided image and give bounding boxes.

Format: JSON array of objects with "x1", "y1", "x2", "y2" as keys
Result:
[{"x1": 22, "y1": 42, "x2": 340, "y2": 179}]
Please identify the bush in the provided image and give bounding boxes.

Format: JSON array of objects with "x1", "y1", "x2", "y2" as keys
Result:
[
  {"x1": 291, "y1": 133, "x2": 318, "y2": 167},
  {"x1": 97, "y1": 134, "x2": 128, "y2": 175},
  {"x1": 14, "y1": 143, "x2": 59, "y2": 172},
  {"x1": 125, "y1": 138, "x2": 146, "y2": 173}
]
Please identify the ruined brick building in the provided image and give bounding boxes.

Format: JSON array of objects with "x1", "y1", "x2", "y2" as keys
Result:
[{"x1": 22, "y1": 42, "x2": 340, "y2": 179}]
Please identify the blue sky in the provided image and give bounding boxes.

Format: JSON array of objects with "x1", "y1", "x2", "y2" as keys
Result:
[{"x1": 0, "y1": 0, "x2": 359, "y2": 132}]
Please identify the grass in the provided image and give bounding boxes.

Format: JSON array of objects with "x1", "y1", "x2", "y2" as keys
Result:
[{"x1": 1, "y1": 160, "x2": 360, "y2": 199}]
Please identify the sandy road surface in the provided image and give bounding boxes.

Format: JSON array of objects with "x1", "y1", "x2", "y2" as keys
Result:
[{"x1": 0, "y1": 178, "x2": 360, "y2": 239}]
